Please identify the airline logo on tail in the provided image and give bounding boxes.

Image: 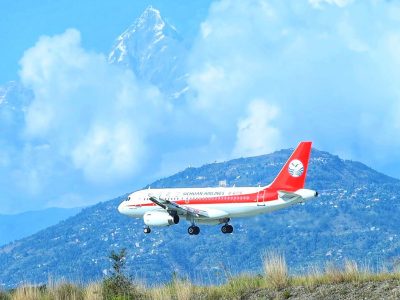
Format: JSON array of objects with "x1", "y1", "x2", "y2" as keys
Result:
[{"x1": 288, "y1": 159, "x2": 304, "y2": 177}]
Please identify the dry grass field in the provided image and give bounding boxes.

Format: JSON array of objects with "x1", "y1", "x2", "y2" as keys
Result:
[{"x1": 1, "y1": 252, "x2": 400, "y2": 300}]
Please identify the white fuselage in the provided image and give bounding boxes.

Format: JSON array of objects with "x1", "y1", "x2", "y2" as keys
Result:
[{"x1": 118, "y1": 186, "x2": 315, "y2": 223}]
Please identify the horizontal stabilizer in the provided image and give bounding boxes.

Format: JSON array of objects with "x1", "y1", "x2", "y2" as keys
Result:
[
  {"x1": 278, "y1": 189, "x2": 318, "y2": 202},
  {"x1": 278, "y1": 191, "x2": 302, "y2": 202}
]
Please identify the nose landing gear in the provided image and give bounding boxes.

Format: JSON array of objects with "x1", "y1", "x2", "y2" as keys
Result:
[{"x1": 144, "y1": 226, "x2": 151, "y2": 234}]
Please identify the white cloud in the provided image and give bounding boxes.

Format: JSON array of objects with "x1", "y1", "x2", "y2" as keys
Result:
[
  {"x1": 186, "y1": 0, "x2": 400, "y2": 177},
  {"x1": 18, "y1": 29, "x2": 164, "y2": 187},
  {"x1": 9, "y1": 29, "x2": 170, "y2": 208},
  {"x1": 185, "y1": 0, "x2": 286, "y2": 158},
  {"x1": 71, "y1": 122, "x2": 145, "y2": 180},
  {"x1": 233, "y1": 100, "x2": 281, "y2": 157}
]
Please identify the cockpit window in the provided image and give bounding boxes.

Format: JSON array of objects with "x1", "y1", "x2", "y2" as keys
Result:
[{"x1": 126, "y1": 196, "x2": 131, "y2": 201}]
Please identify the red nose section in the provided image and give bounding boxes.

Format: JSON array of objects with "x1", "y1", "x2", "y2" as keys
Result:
[{"x1": 268, "y1": 141, "x2": 312, "y2": 192}]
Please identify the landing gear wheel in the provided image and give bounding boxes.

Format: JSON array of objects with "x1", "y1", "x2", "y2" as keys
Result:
[
  {"x1": 221, "y1": 224, "x2": 233, "y2": 234},
  {"x1": 173, "y1": 215, "x2": 180, "y2": 224},
  {"x1": 144, "y1": 227, "x2": 151, "y2": 234},
  {"x1": 194, "y1": 226, "x2": 200, "y2": 235},
  {"x1": 188, "y1": 226, "x2": 195, "y2": 235},
  {"x1": 188, "y1": 225, "x2": 200, "y2": 235},
  {"x1": 188, "y1": 227, "x2": 193, "y2": 235}
]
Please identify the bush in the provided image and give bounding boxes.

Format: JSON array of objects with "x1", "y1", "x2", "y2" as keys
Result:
[
  {"x1": 102, "y1": 274, "x2": 142, "y2": 299},
  {"x1": 0, "y1": 290, "x2": 10, "y2": 300}
]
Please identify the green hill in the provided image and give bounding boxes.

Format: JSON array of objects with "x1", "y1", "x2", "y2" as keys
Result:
[{"x1": 0, "y1": 148, "x2": 399, "y2": 288}]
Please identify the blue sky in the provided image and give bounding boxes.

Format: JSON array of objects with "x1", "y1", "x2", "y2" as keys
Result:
[
  {"x1": 2, "y1": 0, "x2": 400, "y2": 213},
  {"x1": 0, "y1": 0, "x2": 211, "y2": 83}
]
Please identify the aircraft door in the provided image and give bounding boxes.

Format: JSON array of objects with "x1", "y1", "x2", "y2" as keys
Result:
[{"x1": 256, "y1": 190, "x2": 265, "y2": 206}]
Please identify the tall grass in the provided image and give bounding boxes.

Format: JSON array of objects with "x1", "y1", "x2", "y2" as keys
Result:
[
  {"x1": 49, "y1": 281, "x2": 84, "y2": 300},
  {"x1": 173, "y1": 279, "x2": 193, "y2": 300},
  {"x1": 10, "y1": 285, "x2": 42, "y2": 300},
  {"x1": 262, "y1": 250, "x2": 289, "y2": 289},
  {"x1": 3, "y1": 256, "x2": 400, "y2": 299},
  {"x1": 8, "y1": 282, "x2": 91, "y2": 300},
  {"x1": 213, "y1": 274, "x2": 265, "y2": 299},
  {"x1": 149, "y1": 278, "x2": 194, "y2": 300},
  {"x1": 148, "y1": 286, "x2": 172, "y2": 300},
  {"x1": 83, "y1": 282, "x2": 102, "y2": 300}
]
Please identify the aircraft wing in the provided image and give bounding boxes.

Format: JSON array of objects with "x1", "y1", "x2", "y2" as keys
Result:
[{"x1": 148, "y1": 195, "x2": 210, "y2": 218}]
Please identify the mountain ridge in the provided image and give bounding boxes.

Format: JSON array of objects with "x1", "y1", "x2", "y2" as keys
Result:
[
  {"x1": 0, "y1": 148, "x2": 399, "y2": 288},
  {"x1": 148, "y1": 148, "x2": 398, "y2": 189},
  {"x1": 0, "y1": 207, "x2": 82, "y2": 247}
]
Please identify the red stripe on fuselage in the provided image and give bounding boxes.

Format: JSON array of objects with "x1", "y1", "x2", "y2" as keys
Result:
[{"x1": 127, "y1": 191, "x2": 278, "y2": 207}]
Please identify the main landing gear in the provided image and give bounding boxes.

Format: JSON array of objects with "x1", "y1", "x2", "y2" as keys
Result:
[
  {"x1": 144, "y1": 226, "x2": 151, "y2": 234},
  {"x1": 221, "y1": 224, "x2": 233, "y2": 234},
  {"x1": 188, "y1": 225, "x2": 200, "y2": 235}
]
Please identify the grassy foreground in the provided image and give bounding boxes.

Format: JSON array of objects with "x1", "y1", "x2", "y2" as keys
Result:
[{"x1": 1, "y1": 252, "x2": 400, "y2": 300}]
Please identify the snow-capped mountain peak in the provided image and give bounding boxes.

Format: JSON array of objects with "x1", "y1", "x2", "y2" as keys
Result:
[
  {"x1": 108, "y1": 6, "x2": 188, "y2": 100},
  {"x1": 136, "y1": 6, "x2": 166, "y2": 32},
  {"x1": 108, "y1": 6, "x2": 178, "y2": 65}
]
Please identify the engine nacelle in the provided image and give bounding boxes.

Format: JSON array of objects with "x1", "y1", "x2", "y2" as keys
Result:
[
  {"x1": 295, "y1": 188, "x2": 318, "y2": 200},
  {"x1": 143, "y1": 211, "x2": 179, "y2": 227}
]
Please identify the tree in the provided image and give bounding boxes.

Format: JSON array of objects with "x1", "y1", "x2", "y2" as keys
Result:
[
  {"x1": 102, "y1": 248, "x2": 143, "y2": 299},
  {"x1": 109, "y1": 248, "x2": 127, "y2": 276}
]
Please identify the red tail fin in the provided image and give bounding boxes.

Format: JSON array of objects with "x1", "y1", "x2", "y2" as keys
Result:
[{"x1": 268, "y1": 141, "x2": 312, "y2": 192}]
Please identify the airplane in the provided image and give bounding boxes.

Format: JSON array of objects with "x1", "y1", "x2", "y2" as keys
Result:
[{"x1": 118, "y1": 141, "x2": 318, "y2": 235}]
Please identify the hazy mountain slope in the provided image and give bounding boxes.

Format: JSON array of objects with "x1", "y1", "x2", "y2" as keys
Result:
[
  {"x1": 0, "y1": 149, "x2": 399, "y2": 288},
  {"x1": 0, "y1": 207, "x2": 82, "y2": 247}
]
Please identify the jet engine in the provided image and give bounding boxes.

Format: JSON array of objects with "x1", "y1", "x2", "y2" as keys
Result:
[{"x1": 143, "y1": 211, "x2": 179, "y2": 227}]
